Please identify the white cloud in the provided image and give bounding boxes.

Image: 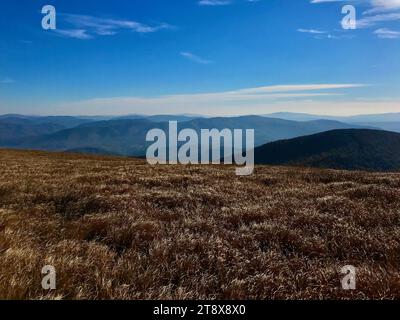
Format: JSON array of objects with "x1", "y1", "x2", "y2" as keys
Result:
[
  {"x1": 310, "y1": 0, "x2": 346, "y2": 3},
  {"x1": 54, "y1": 29, "x2": 92, "y2": 40},
  {"x1": 51, "y1": 83, "x2": 368, "y2": 115},
  {"x1": 298, "y1": 28, "x2": 327, "y2": 34},
  {"x1": 53, "y1": 14, "x2": 174, "y2": 39},
  {"x1": 309, "y1": 0, "x2": 400, "y2": 39},
  {"x1": 358, "y1": 12, "x2": 400, "y2": 28},
  {"x1": 180, "y1": 52, "x2": 213, "y2": 64},
  {"x1": 198, "y1": 0, "x2": 232, "y2": 5},
  {"x1": 358, "y1": 1, "x2": 400, "y2": 29},
  {"x1": 367, "y1": 0, "x2": 400, "y2": 13},
  {"x1": 198, "y1": 0, "x2": 261, "y2": 6},
  {"x1": 374, "y1": 28, "x2": 400, "y2": 38}
]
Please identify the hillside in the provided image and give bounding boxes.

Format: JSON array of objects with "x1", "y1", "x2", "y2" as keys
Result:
[
  {"x1": 16, "y1": 119, "x2": 156, "y2": 156},
  {"x1": 1, "y1": 149, "x2": 400, "y2": 299},
  {"x1": 0, "y1": 120, "x2": 65, "y2": 145},
  {"x1": 3, "y1": 116, "x2": 368, "y2": 156},
  {"x1": 254, "y1": 129, "x2": 400, "y2": 171}
]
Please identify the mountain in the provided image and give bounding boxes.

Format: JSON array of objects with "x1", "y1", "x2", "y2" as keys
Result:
[
  {"x1": 264, "y1": 112, "x2": 400, "y2": 123},
  {"x1": 254, "y1": 129, "x2": 400, "y2": 171},
  {"x1": 264, "y1": 112, "x2": 334, "y2": 122},
  {"x1": 344, "y1": 114, "x2": 400, "y2": 122},
  {"x1": 116, "y1": 114, "x2": 202, "y2": 122},
  {"x1": 176, "y1": 116, "x2": 369, "y2": 146},
  {"x1": 7, "y1": 116, "x2": 370, "y2": 156},
  {"x1": 351, "y1": 122, "x2": 400, "y2": 133},
  {"x1": 0, "y1": 120, "x2": 65, "y2": 145},
  {"x1": 0, "y1": 114, "x2": 200, "y2": 128},
  {"x1": 0, "y1": 115, "x2": 97, "y2": 128},
  {"x1": 0, "y1": 115, "x2": 103, "y2": 146},
  {"x1": 15, "y1": 119, "x2": 158, "y2": 156}
]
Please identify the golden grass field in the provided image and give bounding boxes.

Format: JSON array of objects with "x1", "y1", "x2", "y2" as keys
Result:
[{"x1": 0, "y1": 149, "x2": 400, "y2": 300}]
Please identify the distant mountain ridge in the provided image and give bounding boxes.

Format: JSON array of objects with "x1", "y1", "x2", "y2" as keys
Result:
[
  {"x1": 0, "y1": 115, "x2": 370, "y2": 156},
  {"x1": 264, "y1": 112, "x2": 400, "y2": 123},
  {"x1": 0, "y1": 120, "x2": 65, "y2": 145},
  {"x1": 264, "y1": 112, "x2": 400, "y2": 133},
  {"x1": 0, "y1": 115, "x2": 96, "y2": 128},
  {"x1": 254, "y1": 129, "x2": 400, "y2": 171}
]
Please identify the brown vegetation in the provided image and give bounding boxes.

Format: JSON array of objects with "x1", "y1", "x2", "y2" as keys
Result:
[{"x1": 0, "y1": 149, "x2": 400, "y2": 299}]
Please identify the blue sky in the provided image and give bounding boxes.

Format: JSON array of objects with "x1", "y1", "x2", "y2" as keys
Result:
[{"x1": 0, "y1": 0, "x2": 399, "y2": 116}]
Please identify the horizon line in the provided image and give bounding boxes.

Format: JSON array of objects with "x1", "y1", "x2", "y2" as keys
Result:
[{"x1": 2, "y1": 111, "x2": 400, "y2": 118}]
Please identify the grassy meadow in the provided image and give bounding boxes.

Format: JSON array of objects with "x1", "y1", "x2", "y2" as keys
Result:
[{"x1": 0, "y1": 149, "x2": 400, "y2": 299}]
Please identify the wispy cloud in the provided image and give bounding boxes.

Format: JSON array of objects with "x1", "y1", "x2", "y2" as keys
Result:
[
  {"x1": 198, "y1": 0, "x2": 261, "y2": 6},
  {"x1": 234, "y1": 84, "x2": 364, "y2": 93},
  {"x1": 55, "y1": 83, "x2": 367, "y2": 115},
  {"x1": 309, "y1": 0, "x2": 400, "y2": 38},
  {"x1": 366, "y1": 0, "x2": 400, "y2": 14},
  {"x1": 54, "y1": 29, "x2": 92, "y2": 40},
  {"x1": 310, "y1": 0, "x2": 346, "y2": 3},
  {"x1": 198, "y1": 0, "x2": 232, "y2": 6},
  {"x1": 358, "y1": 12, "x2": 400, "y2": 28},
  {"x1": 53, "y1": 14, "x2": 174, "y2": 39},
  {"x1": 297, "y1": 28, "x2": 353, "y2": 40},
  {"x1": 358, "y1": 1, "x2": 400, "y2": 30},
  {"x1": 180, "y1": 52, "x2": 213, "y2": 64},
  {"x1": 298, "y1": 28, "x2": 327, "y2": 34},
  {"x1": 374, "y1": 28, "x2": 400, "y2": 38}
]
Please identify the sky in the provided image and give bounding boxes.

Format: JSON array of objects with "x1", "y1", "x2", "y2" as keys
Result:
[{"x1": 0, "y1": 0, "x2": 399, "y2": 116}]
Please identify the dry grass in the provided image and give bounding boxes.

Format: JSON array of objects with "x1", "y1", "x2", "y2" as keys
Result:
[{"x1": 1, "y1": 149, "x2": 400, "y2": 300}]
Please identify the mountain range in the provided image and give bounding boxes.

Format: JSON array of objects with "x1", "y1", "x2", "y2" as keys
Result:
[
  {"x1": 264, "y1": 112, "x2": 400, "y2": 133},
  {"x1": 0, "y1": 114, "x2": 371, "y2": 156},
  {"x1": 1, "y1": 113, "x2": 400, "y2": 171},
  {"x1": 264, "y1": 112, "x2": 400, "y2": 123}
]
